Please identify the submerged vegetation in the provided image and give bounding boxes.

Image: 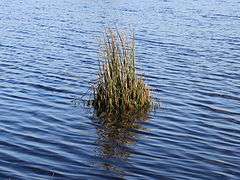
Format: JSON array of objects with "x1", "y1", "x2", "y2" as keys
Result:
[{"x1": 92, "y1": 29, "x2": 152, "y2": 119}]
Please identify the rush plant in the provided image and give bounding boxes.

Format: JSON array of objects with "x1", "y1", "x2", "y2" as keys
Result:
[{"x1": 92, "y1": 29, "x2": 152, "y2": 118}]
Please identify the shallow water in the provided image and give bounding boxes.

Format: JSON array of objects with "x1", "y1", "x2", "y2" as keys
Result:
[{"x1": 0, "y1": 0, "x2": 240, "y2": 179}]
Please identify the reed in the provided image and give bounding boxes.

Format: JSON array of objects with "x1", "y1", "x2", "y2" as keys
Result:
[{"x1": 92, "y1": 29, "x2": 152, "y2": 118}]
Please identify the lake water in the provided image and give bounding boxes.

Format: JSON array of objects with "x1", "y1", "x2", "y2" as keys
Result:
[{"x1": 0, "y1": 0, "x2": 240, "y2": 179}]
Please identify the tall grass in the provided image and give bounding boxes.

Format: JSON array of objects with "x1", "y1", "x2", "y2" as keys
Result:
[{"x1": 92, "y1": 29, "x2": 152, "y2": 118}]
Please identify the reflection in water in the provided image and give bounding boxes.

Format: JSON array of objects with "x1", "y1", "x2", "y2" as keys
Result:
[{"x1": 93, "y1": 113, "x2": 150, "y2": 176}]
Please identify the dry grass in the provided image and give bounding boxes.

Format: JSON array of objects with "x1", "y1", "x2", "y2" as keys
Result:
[{"x1": 92, "y1": 29, "x2": 152, "y2": 118}]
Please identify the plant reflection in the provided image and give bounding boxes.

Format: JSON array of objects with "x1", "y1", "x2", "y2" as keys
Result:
[{"x1": 93, "y1": 112, "x2": 150, "y2": 176}]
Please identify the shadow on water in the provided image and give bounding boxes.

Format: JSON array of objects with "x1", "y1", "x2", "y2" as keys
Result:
[{"x1": 92, "y1": 112, "x2": 150, "y2": 177}]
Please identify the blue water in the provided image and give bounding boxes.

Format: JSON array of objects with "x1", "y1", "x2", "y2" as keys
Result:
[{"x1": 0, "y1": 0, "x2": 240, "y2": 179}]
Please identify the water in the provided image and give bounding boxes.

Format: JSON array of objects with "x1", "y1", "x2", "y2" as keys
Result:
[{"x1": 0, "y1": 0, "x2": 240, "y2": 179}]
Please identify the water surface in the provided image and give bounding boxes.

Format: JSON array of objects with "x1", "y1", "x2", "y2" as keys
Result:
[{"x1": 0, "y1": 0, "x2": 240, "y2": 179}]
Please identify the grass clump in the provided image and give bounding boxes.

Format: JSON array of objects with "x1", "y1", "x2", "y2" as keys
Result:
[{"x1": 92, "y1": 29, "x2": 152, "y2": 118}]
